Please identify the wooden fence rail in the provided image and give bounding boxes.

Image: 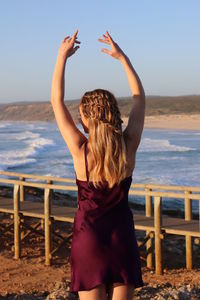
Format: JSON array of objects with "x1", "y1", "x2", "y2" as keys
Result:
[{"x1": 0, "y1": 170, "x2": 200, "y2": 275}]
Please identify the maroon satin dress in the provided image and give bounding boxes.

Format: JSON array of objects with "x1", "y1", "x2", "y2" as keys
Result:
[{"x1": 70, "y1": 141, "x2": 144, "y2": 295}]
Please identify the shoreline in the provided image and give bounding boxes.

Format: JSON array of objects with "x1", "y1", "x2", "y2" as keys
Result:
[
  {"x1": 0, "y1": 113, "x2": 200, "y2": 132},
  {"x1": 122, "y1": 114, "x2": 200, "y2": 131}
]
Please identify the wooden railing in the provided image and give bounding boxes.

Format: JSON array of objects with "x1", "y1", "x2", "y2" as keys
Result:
[
  {"x1": 0, "y1": 170, "x2": 200, "y2": 274},
  {"x1": 128, "y1": 183, "x2": 200, "y2": 273}
]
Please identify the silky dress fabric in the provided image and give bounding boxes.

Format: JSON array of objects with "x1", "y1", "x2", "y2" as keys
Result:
[{"x1": 70, "y1": 141, "x2": 144, "y2": 296}]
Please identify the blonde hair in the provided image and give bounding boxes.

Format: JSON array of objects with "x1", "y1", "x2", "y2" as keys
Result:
[{"x1": 80, "y1": 89, "x2": 128, "y2": 189}]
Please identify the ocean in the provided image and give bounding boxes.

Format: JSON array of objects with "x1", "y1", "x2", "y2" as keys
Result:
[{"x1": 0, "y1": 121, "x2": 199, "y2": 213}]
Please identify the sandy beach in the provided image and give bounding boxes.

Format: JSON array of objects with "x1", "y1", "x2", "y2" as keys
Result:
[{"x1": 123, "y1": 114, "x2": 200, "y2": 131}]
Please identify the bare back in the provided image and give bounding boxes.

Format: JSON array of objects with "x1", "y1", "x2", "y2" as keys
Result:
[{"x1": 73, "y1": 133, "x2": 136, "y2": 182}]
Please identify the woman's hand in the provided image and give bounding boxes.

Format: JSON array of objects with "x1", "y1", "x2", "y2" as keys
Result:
[
  {"x1": 98, "y1": 31, "x2": 125, "y2": 60},
  {"x1": 57, "y1": 29, "x2": 80, "y2": 61}
]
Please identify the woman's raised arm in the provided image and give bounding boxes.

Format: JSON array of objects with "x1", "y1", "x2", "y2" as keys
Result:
[
  {"x1": 51, "y1": 30, "x2": 86, "y2": 157},
  {"x1": 98, "y1": 31, "x2": 146, "y2": 152}
]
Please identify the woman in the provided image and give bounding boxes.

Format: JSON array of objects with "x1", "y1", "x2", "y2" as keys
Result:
[{"x1": 51, "y1": 29, "x2": 145, "y2": 300}]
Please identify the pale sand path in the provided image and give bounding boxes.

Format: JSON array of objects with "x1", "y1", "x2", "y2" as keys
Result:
[{"x1": 122, "y1": 114, "x2": 200, "y2": 131}]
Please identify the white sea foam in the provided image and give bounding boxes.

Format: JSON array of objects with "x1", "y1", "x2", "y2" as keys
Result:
[
  {"x1": 0, "y1": 122, "x2": 12, "y2": 128},
  {"x1": 0, "y1": 131, "x2": 39, "y2": 141},
  {"x1": 42, "y1": 173, "x2": 57, "y2": 177},
  {"x1": 0, "y1": 130, "x2": 54, "y2": 168},
  {"x1": 35, "y1": 126, "x2": 48, "y2": 130},
  {"x1": 25, "y1": 137, "x2": 54, "y2": 152},
  {"x1": 0, "y1": 153, "x2": 36, "y2": 167},
  {"x1": 24, "y1": 172, "x2": 72, "y2": 182},
  {"x1": 0, "y1": 143, "x2": 38, "y2": 167},
  {"x1": 25, "y1": 177, "x2": 50, "y2": 183},
  {"x1": 132, "y1": 175, "x2": 173, "y2": 185},
  {"x1": 0, "y1": 131, "x2": 53, "y2": 147},
  {"x1": 26, "y1": 123, "x2": 50, "y2": 130},
  {"x1": 15, "y1": 131, "x2": 40, "y2": 140},
  {"x1": 148, "y1": 156, "x2": 186, "y2": 161},
  {"x1": 138, "y1": 138, "x2": 196, "y2": 152},
  {"x1": 60, "y1": 157, "x2": 73, "y2": 164}
]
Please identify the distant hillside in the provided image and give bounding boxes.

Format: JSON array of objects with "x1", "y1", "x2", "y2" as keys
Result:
[
  {"x1": 0, "y1": 95, "x2": 200, "y2": 122},
  {"x1": 119, "y1": 95, "x2": 200, "y2": 117}
]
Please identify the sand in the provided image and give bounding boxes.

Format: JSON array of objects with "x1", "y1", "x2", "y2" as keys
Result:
[
  {"x1": 0, "y1": 211, "x2": 200, "y2": 298},
  {"x1": 122, "y1": 114, "x2": 200, "y2": 131}
]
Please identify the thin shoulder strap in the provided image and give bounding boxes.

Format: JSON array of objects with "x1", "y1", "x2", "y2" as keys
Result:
[{"x1": 84, "y1": 141, "x2": 89, "y2": 182}]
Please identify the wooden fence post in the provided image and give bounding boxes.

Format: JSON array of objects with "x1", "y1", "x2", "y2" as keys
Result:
[
  {"x1": 19, "y1": 176, "x2": 25, "y2": 202},
  {"x1": 14, "y1": 184, "x2": 20, "y2": 259},
  {"x1": 42, "y1": 180, "x2": 53, "y2": 230},
  {"x1": 47, "y1": 180, "x2": 53, "y2": 249},
  {"x1": 44, "y1": 188, "x2": 51, "y2": 266},
  {"x1": 145, "y1": 188, "x2": 153, "y2": 269},
  {"x1": 154, "y1": 196, "x2": 163, "y2": 275},
  {"x1": 19, "y1": 177, "x2": 25, "y2": 239},
  {"x1": 199, "y1": 198, "x2": 200, "y2": 232},
  {"x1": 185, "y1": 190, "x2": 192, "y2": 269}
]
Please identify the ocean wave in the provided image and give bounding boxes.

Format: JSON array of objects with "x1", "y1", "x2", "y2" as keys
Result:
[
  {"x1": 0, "y1": 131, "x2": 40, "y2": 141},
  {"x1": 0, "y1": 131, "x2": 54, "y2": 169},
  {"x1": 0, "y1": 124, "x2": 6, "y2": 129},
  {"x1": 0, "y1": 131, "x2": 53, "y2": 145},
  {"x1": 15, "y1": 131, "x2": 40, "y2": 140},
  {"x1": 0, "y1": 121, "x2": 12, "y2": 128},
  {"x1": 0, "y1": 154, "x2": 36, "y2": 167},
  {"x1": 25, "y1": 122, "x2": 50, "y2": 130},
  {"x1": 138, "y1": 138, "x2": 196, "y2": 152},
  {"x1": 147, "y1": 156, "x2": 186, "y2": 161},
  {"x1": 35, "y1": 126, "x2": 48, "y2": 130},
  {"x1": 25, "y1": 137, "x2": 54, "y2": 151},
  {"x1": 132, "y1": 175, "x2": 173, "y2": 185},
  {"x1": 24, "y1": 173, "x2": 69, "y2": 181}
]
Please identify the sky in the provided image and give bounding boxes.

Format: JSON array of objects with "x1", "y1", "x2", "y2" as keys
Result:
[{"x1": 0, "y1": 0, "x2": 200, "y2": 103}]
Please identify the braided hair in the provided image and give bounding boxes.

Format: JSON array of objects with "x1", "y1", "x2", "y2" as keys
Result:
[
  {"x1": 80, "y1": 89, "x2": 128, "y2": 189},
  {"x1": 80, "y1": 89, "x2": 124, "y2": 135}
]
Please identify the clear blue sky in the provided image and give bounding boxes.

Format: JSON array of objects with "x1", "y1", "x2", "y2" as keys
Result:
[{"x1": 0, "y1": 0, "x2": 200, "y2": 103}]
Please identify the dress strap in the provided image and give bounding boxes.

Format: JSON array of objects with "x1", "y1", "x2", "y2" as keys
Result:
[{"x1": 84, "y1": 141, "x2": 89, "y2": 182}]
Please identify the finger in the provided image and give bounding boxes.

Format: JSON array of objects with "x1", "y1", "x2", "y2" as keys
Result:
[
  {"x1": 75, "y1": 39, "x2": 81, "y2": 44},
  {"x1": 63, "y1": 36, "x2": 70, "y2": 42},
  {"x1": 73, "y1": 29, "x2": 78, "y2": 36},
  {"x1": 74, "y1": 45, "x2": 80, "y2": 50},
  {"x1": 98, "y1": 38, "x2": 110, "y2": 45},
  {"x1": 72, "y1": 29, "x2": 78, "y2": 41},
  {"x1": 101, "y1": 48, "x2": 112, "y2": 55},
  {"x1": 98, "y1": 38, "x2": 107, "y2": 43},
  {"x1": 106, "y1": 31, "x2": 114, "y2": 43},
  {"x1": 73, "y1": 45, "x2": 80, "y2": 53}
]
